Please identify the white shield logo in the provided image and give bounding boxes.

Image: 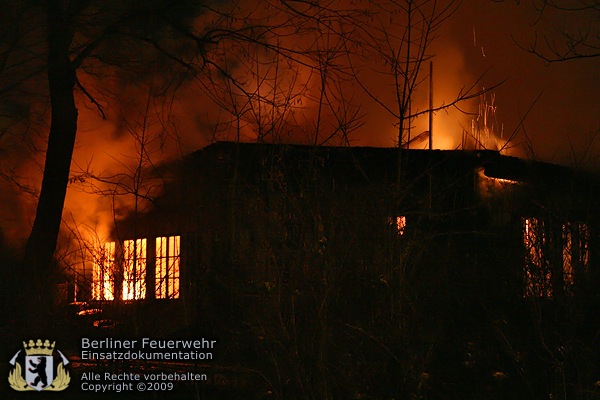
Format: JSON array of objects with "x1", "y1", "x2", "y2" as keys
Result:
[{"x1": 25, "y1": 355, "x2": 54, "y2": 391}]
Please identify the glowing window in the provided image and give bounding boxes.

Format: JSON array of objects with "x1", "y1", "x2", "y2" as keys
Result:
[
  {"x1": 523, "y1": 219, "x2": 590, "y2": 298},
  {"x1": 523, "y1": 218, "x2": 552, "y2": 298},
  {"x1": 389, "y1": 216, "x2": 407, "y2": 235},
  {"x1": 155, "y1": 236, "x2": 180, "y2": 299},
  {"x1": 562, "y1": 222, "x2": 590, "y2": 292},
  {"x1": 92, "y1": 242, "x2": 115, "y2": 300},
  {"x1": 123, "y1": 239, "x2": 147, "y2": 300},
  {"x1": 396, "y1": 216, "x2": 407, "y2": 235}
]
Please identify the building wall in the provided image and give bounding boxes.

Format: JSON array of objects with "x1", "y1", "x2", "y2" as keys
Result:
[{"x1": 73, "y1": 143, "x2": 600, "y2": 398}]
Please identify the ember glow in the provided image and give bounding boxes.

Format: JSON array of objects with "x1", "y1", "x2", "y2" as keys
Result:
[
  {"x1": 477, "y1": 168, "x2": 519, "y2": 199},
  {"x1": 392, "y1": 216, "x2": 407, "y2": 236}
]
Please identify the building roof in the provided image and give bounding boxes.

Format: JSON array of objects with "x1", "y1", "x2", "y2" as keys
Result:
[
  {"x1": 113, "y1": 141, "x2": 600, "y2": 238},
  {"x1": 181, "y1": 141, "x2": 596, "y2": 189}
]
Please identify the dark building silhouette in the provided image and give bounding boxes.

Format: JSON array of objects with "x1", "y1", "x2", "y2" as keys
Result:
[
  {"x1": 73, "y1": 142, "x2": 600, "y2": 399},
  {"x1": 88, "y1": 142, "x2": 599, "y2": 303}
]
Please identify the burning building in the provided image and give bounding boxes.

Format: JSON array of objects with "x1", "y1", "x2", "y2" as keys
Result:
[
  {"x1": 66, "y1": 141, "x2": 600, "y2": 398},
  {"x1": 74, "y1": 141, "x2": 600, "y2": 311}
]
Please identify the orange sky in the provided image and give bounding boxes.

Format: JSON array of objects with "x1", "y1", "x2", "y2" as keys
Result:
[{"x1": 1, "y1": 0, "x2": 598, "y2": 250}]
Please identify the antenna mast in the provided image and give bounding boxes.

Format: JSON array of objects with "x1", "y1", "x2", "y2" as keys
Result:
[{"x1": 429, "y1": 61, "x2": 433, "y2": 150}]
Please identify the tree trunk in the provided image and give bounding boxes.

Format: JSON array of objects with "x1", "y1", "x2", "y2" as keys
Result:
[{"x1": 21, "y1": 0, "x2": 77, "y2": 328}]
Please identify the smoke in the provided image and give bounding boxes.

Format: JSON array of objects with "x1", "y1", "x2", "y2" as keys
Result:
[
  {"x1": 0, "y1": 1, "x2": 505, "y2": 250},
  {"x1": 1, "y1": 0, "x2": 598, "y2": 253}
]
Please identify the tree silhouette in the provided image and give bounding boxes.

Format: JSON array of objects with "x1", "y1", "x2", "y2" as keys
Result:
[
  {"x1": 0, "y1": 0, "x2": 288, "y2": 327},
  {"x1": 499, "y1": 0, "x2": 600, "y2": 62}
]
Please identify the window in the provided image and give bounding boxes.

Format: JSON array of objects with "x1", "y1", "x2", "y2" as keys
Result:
[
  {"x1": 523, "y1": 218, "x2": 552, "y2": 298},
  {"x1": 523, "y1": 218, "x2": 591, "y2": 298},
  {"x1": 562, "y1": 222, "x2": 590, "y2": 292},
  {"x1": 389, "y1": 216, "x2": 407, "y2": 235},
  {"x1": 92, "y1": 235, "x2": 182, "y2": 301},
  {"x1": 92, "y1": 242, "x2": 115, "y2": 300},
  {"x1": 123, "y1": 239, "x2": 147, "y2": 300},
  {"x1": 156, "y1": 236, "x2": 180, "y2": 299}
]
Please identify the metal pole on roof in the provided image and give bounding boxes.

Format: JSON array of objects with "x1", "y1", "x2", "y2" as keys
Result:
[
  {"x1": 407, "y1": 97, "x2": 411, "y2": 149},
  {"x1": 429, "y1": 61, "x2": 433, "y2": 150}
]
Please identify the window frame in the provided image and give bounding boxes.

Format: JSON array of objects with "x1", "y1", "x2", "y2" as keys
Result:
[
  {"x1": 92, "y1": 241, "x2": 116, "y2": 301},
  {"x1": 155, "y1": 235, "x2": 181, "y2": 300},
  {"x1": 122, "y1": 238, "x2": 147, "y2": 300}
]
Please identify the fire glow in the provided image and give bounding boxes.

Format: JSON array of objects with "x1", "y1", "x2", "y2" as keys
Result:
[
  {"x1": 522, "y1": 218, "x2": 590, "y2": 298},
  {"x1": 90, "y1": 236, "x2": 180, "y2": 302}
]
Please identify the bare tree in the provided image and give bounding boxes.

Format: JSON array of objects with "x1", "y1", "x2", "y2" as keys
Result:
[
  {"x1": 0, "y1": 0, "x2": 291, "y2": 325},
  {"x1": 498, "y1": 0, "x2": 600, "y2": 62},
  {"x1": 346, "y1": 0, "x2": 490, "y2": 150}
]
